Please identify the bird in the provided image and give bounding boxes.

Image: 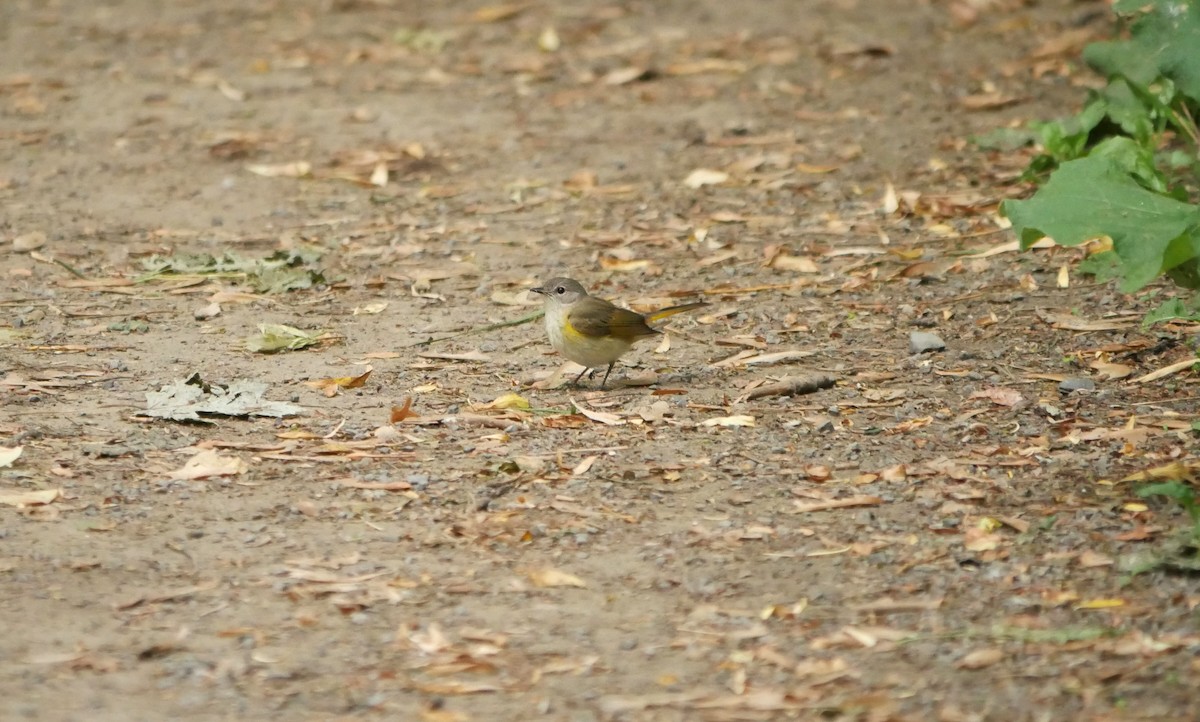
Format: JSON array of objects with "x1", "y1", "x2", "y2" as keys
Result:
[{"x1": 530, "y1": 277, "x2": 707, "y2": 388}]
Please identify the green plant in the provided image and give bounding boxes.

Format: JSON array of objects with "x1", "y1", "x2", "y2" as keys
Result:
[
  {"x1": 1000, "y1": 0, "x2": 1200, "y2": 321},
  {"x1": 1138, "y1": 481, "x2": 1200, "y2": 540},
  {"x1": 1127, "y1": 480, "x2": 1200, "y2": 574}
]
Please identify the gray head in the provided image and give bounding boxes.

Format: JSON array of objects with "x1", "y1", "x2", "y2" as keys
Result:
[{"x1": 531, "y1": 277, "x2": 588, "y2": 306}]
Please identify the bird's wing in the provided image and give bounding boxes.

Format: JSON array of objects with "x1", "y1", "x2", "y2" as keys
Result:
[{"x1": 569, "y1": 305, "x2": 656, "y2": 340}]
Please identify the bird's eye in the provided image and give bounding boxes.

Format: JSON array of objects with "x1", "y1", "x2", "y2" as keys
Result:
[{"x1": 555, "y1": 286, "x2": 566, "y2": 294}]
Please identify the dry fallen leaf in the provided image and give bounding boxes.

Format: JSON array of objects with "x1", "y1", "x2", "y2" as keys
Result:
[
  {"x1": 572, "y1": 455, "x2": 599, "y2": 476},
  {"x1": 768, "y1": 254, "x2": 819, "y2": 273},
  {"x1": 489, "y1": 392, "x2": 532, "y2": 411},
  {"x1": 970, "y1": 387, "x2": 1024, "y2": 407},
  {"x1": 528, "y1": 568, "x2": 587, "y2": 588},
  {"x1": 571, "y1": 398, "x2": 625, "y2": 426},
  {"x1": 246, "y1": 161, "x2": 311, "y2": 178},
  {"x1": 167, "y1": 450, "x2": 248, "y2": 481},
  {"x1": 683, "y1": 169, "x2": 729, "y2": 188},
  {"x1": 1089, "y1": 360, "x2": 1134, "y2": 380},
  {"x1": 700, "y1": 415, "x2": 756, "y2": 428},
  {"x1": 391, "y1": 396, "x2": 420, "y2": 423},
  {"x1": 1075, "y1": 598, "x2": 1125, "y2": 611},
  {"x1": 962, "y1": 526, "x2": 1002, "y2": 552},
  {"x1": 470, "y1": 3, "x2": 527, "y2": 23},
  {"x1": 0, "y1": 446, "x2": 22, "y2": 467},
  {"x1": 957, "y1": 648, "x2": 1005, "y2": 669},
  {"x1": 1077, "y1": 550, "x2": 1115, "y2": 568},
  {"x1": 0, "y1": 488, "x2": 60, "y2": 507},
  {"x1": 304, "y1": 368, "x2": 372, "y2": 397}
]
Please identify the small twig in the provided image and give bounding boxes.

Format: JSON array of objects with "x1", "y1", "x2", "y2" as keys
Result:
[
  {"x1": 742, "y1": 373, "x2": 837, "y2": 400},
  {"x1": 403, "y1": 309, "x2": 544, "y2": 348},
  {"x1": 52, "y1": 257, "x2": 88, "y2": 279},
  {"x1": 791, "y1": 495, "x2": 883, "y2": 513}
]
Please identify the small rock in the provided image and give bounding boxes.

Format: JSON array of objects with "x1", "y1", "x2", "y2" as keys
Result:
[
  {"x1": 193, "y1": 302, "x2": 221, "y2": 320},
  {"x1": 1058, "y1": 377, "x2": 1095, "y2": 393},
  {"x1": 12, "y1": 231, "x2": 46, "y2": 252},
  {"x1": 808, "y1": 415, "x2": 835, "y2": 433},
  {"x1": 910, "y1": 331, "x2": 945, "y2": 354}
]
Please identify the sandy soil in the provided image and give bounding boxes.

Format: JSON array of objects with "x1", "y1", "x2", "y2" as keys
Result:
[{"x1": 2, "y1": 1, "x2": 1198, "y2": 720}]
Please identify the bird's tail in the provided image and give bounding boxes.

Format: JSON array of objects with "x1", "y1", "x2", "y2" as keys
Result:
[{"x1": 645, "y1": 301, "x2": 708, "y2": 324}]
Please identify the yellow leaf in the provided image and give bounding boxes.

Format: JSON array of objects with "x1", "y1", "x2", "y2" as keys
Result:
[
  {"x1": 490, "y1": 392, "x2": 531, "y2": 411},
  {"x1": 1074, "y1": 598, "x2": 1125, "y2": 610}
]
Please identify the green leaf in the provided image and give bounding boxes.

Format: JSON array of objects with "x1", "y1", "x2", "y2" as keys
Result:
[
  {"x1": 245, "y1": 324, "x2": 327, "y2": 353},
  {"x1": 1143, "y1": 296, "x2": 1200, "y2": 324},
  {"x1": 1033, "y1": 95, "x2": 1110, "y2": 161},
  {"x1": 1099, "y1": 78, "x2": 1160, "y2": 147},
  {"x1": 1138, "y1": 481, "x2": 1200, "y2": 523},
  {"x1": 1076, "y1": 250, "x2": 1123, "y2": 282},
  {"x1": 1089, "y1": 135, "x2": 1169, "y2": 193},
  {"x1": 1002, "y1": 155, "x2": 1200, "y2": 292},
  {"x1": 971, "y1": 127, "x2": 1038, "y2": 152},
  {"x1": 1138, "y1": 480, "x2": 1196, "y2": 503},
  {"x1": 1085, "y1": 1, "x2": 1200, "y2": 105}
]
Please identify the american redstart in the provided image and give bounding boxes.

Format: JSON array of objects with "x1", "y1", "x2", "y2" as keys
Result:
[{"x1": 531, "y1": 277, "x2": 707, "y2": 388}]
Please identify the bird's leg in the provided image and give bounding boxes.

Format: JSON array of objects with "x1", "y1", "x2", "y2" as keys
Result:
[
  {"x1": 571, "y1": 366, "x2": 591, "y2": 386},
  {"x1": 600, "y1": 362, "x2": 615, "y2": 389}
]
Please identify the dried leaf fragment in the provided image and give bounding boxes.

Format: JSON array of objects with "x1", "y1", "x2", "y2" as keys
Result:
[
  {"x1": 245, "y1": 324, "x2": 327, "y2": 353},
  {"x1": 304, "y1": 369, "x2": 372, "y2": 397},
  {"x1": 489, "y1": 392, "x2": 531, "y2": 411},
  {"x1": 700, "y1": 415, "x2": 755, "y2": 428},
  {"x1": 0, "y1": 446, "x2": 22, "y2": 468},
  {"x1": 246, "y1": 161, "x2": 311, "y2": 178},
  {"x1": 957, "y1": 648, "x2": 1004, "y2": 669},
  {"x1": 528, "y1": 568, "x2": 587, "y2": 588},
  {"x1": 391, "y1": 397, "x2": 420, "y2": 422},
  {"x1": 470, "y1": 3, "x2": 526, "y2": 23},
  {"x1": 969, "y1": 387, "x2": 1024, "y2": 407},
  {"x1": 167, "y1": 450, "x2": 247, "y2": 481},
  {"x1": 140, "y1": 376, "x2": 304, "y2": 422},
  {"x1": 683, "y1": 169, "x2": 729, "y2": 188},
  {"x1": 0, "y1": 488, "x2": 60, "y2": 507},
  {"x1": 571, "y1": 398, "x2": 625, "y2": 425}
]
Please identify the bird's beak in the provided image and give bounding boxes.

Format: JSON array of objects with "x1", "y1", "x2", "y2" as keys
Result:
[{"x1": 530, "y1": 286, "x2": 546, "y2": 295}]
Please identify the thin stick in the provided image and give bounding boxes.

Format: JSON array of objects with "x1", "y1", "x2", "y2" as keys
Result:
[
  {"x1": 53, "y1": 258, "x2": 88, "y2": 279},
  {"x1": 402, "y1": 309, "x2": 545, "y2": 348}
]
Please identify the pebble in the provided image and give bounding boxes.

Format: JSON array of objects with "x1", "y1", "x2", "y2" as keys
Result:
[
  {"x1": 909, "y1": 331, "x2": 945, "y2": 353},
  {"x1": 1058, "y1": 377, "x2": 1096, "y2": 393}
]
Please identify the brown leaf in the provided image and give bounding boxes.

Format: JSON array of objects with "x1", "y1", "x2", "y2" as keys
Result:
[
  {"x1": 958, "y1": 93, "x2": 1021, "y2": 111},
  {"x1": 470, "y1": 3, "x2": 527, "y2": 23},
  {"x1": 1089, "y1": 360, "x2": 1134, "y2": 380},
  {"x1": 304, "y1": 369, "x2": 373, "y2": 397},
  {"x1": 957, "y1": 648, "x2": 1004, "y2": 669},
  {"x1": 391, "y1": 397, "x2": 420, "y2": 423}
]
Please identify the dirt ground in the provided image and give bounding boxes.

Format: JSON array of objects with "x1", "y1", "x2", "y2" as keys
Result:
[{"x1": 2, "y1": 0, "x2": 1199, "y2": 720}]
